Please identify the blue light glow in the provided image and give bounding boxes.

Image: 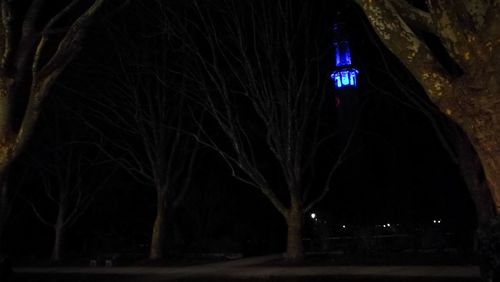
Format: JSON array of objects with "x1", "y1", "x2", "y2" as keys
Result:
[
  {"x1": 331, "y1": 38, "x2": 358, "y2": 89},
  {"x1": 331, "y1": 68, "x2": 358, "y2": 89},
  {"x1": 335, "y1": 41, "x2": 352, "y2": 67}
]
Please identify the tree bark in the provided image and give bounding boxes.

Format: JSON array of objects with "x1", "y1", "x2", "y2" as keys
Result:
[
  {"x1": 470, "y1": 132, "x2": 500, "y2": 280},
  {"x1": 149, "y1": 189, "x2": 168, "y2": 260},
  {"x1": 50, "y1": 204, "x2": 66, "y2": 263},
  {"x1": 448, "y1": 111, "x2": 500, "y2": 281},
  {"x1": 51, "y1": 224, "x2": 64, "y2": 263},
  {"x1": 476, "y1": 150, "x2": 500, "y2": 214},
  {"x1": 285, "y1": 196, "x2": 304, "y2": 263},
  {"x1": 0, "y1": 167, "x2": 10, "y2": 252},
  {"x1": 449, "y1": 123, "x2": 496, "y2": 225},
  {"x1": 354, "y1": 0, "x2": 500, "y2": 215},
  {"x1": 0, "y1": 217, "x2": 5, "y2": 252},
  {"x1": 0, "y1": 0, "x2": 104, "y2": 254},
  {"x1": 443, "y1": 82, "x2": 500, "y2": 215},
  {"x1": 0, "y1": 206, "x2": 7, "y2": 253}
]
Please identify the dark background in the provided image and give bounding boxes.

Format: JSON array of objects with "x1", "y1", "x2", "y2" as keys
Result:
[{"x1": 2, "y1": 0, "x2": 476, "y2": 261}]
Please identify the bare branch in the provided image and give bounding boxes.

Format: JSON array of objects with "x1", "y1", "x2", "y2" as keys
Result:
[
  {"x1": 390, "y1": 0, "x2": 436, "y2": 33},
  {"x1": 27, "y1": 199, "x2": 53, "y2": 227},
  {"x1": 304, "y1": 117, "x2": 358, "y2": 213},
  {"x1": 39, "y1": 0, "x2": 104, "y2": 79},
  {"x1": 0, "y1": 1, "x2": 14, "y2": 69},
  {"x1": 181, "y1": 1, "x2": 341, "y2": 221},
  {"x1": 14, "y1": 0, "x2": 105, "y2": 162},
  {"x1": 354, "y1": 0, "x2": 453, "y2": 105},
  {"x1": 427, "y1": 0, "x2": 478, "y2": 72}
]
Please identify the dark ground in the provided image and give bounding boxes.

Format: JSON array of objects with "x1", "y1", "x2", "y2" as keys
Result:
[
  {"x1": 11, "y1": 273, "x2": 481, "y2": 282},
  {"x1": 10, "y1": 252, "x2": 481, "y2": 282}
]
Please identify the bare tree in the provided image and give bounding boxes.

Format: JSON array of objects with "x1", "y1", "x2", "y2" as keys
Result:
[
  {"x1": 353, "y1": 0, "x2": 500, "y2": 279},
  {"x1": 0, "y1": 0, "x2": 104, "y2": 250},
  {"x1": 25, "y1": 143, "x2": 112, "y2": 263},
  {"x1": 82, "y1": 4, "x2": 201, "y2": 259},
  {"x1": 17, "y1": 95, "x2": 114, "y2": 263},
  {"x1": 178, "y1": 0, "x2": 354, "y2": 262}
]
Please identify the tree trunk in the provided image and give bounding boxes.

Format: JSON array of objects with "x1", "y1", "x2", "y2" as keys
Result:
[
  {"x1": 0, "y1": 208, "x2": 6, "y2": 253},
  {"x1": 461, "y1": 126, "x2": 500, "y2": 215},
  {"x1": 472, "y1": 143, "x2": 500, "y2": 280},
  {"x1": 51, "y1": 204, "x2": 67, "y2": 263},
  {"x1": 441, "y1": 78, "x2": 500, "y2": 216},
  {"x1": 0, "y1": 168, "x2": 10, "y2": 252},
  {"x1": 448, "y1": 93, "x2": 500, "y2": 280},
  {"x1": 149, "y1": 189, "x2": 168, "y2": 260},
  {"x1": 476, "y1": 150, "x2": 500, "y2": 214},
  {"x1": 285, "y1": 197, "x2": 304, "y2": 263},
  {"x1": 51, "y1": 224, "x2": 64, "y2": 263},
  {"x1": 451, "y1": 125, "x2": 496, "y2": 225}
]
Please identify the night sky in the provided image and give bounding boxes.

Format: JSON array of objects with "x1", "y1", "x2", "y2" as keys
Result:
[{"x1": 3, "y1": 0, "x2": 476, "y2": 261}]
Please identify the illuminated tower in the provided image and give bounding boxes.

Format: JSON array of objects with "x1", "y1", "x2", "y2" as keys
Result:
[
  {"x1": 330, "y1": 24, "x2": 359, "y2": 90},
  {"x1": 330, "y1": 23, "x2": 359, "y2": 129}
]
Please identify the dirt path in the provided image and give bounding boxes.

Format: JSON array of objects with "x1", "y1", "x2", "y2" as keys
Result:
[{"x1": 14, "y1": 254, "x2": 481, "y2": 280}]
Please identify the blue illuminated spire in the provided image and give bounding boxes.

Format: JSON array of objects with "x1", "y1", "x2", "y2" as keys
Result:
[{"x1": 330, "y1": 24, "x2": 359, "y2": 89}]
